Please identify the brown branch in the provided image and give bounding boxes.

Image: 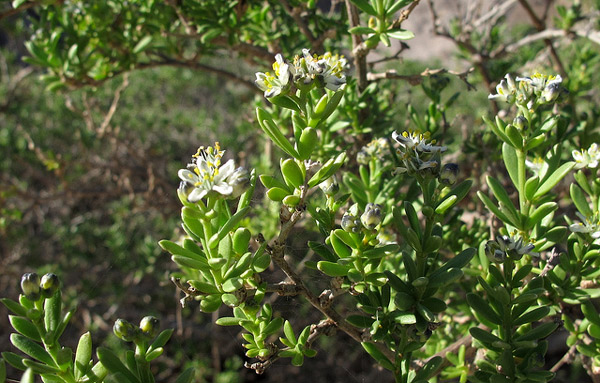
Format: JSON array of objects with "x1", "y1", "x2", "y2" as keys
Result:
[
  {"x1": 391, "y1": 0, "x2": 421, "y2": 29},
  {"x1": 98, "y1": 73, "x2": 129, "y2": 137},
  {"x1": 517, "y1": 0, "x2": 567, "y2": 77},
  {"x1": 245, "y1": 319, "x2": 338, "y2": 374},
  {"x1": 367, "y1": 67, "x2": 476, "y2": 90},
  {"x1": 427, "y1": 0, "x2": 497, "y2": 113},
  {"x1": 550, "y1": 344, "x2": 577, "y2": 373},
  {"x1": 280, "y1": 0, "x2": 320, "y2": 51},
  {"x1": 345, "y1": 0, "x2": 368, "y2": 92},
  {"x1": 62, "y1": 58, "x2": 260, "y2": 95},
  {"x1": 265, "y1": 186, "x2": 397, "y2": 366},
  {"x1": 491, "y1": 29, "x2": 570, "y2": 57},
  {"x1": 0, "y1": 1, "x2": 35, "y2": 20}
]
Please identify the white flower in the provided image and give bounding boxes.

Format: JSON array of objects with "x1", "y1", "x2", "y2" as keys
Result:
[
  {"x1": 573, "y1": 143, "x2": 600, "y2": 169},
  {"x1": 516, "y1": 73, "x2": 563, "y2": 104},
  {"x1": 391, "y1": 130, "x2": 446, "y2": 177},
  {"x1": 294, "y1": 49, "x2": 347, "y2": 91},
  {"x1": 488, "y1": 74, "x2": 518, "y2": 103},
  {"x1": 255, "y1": 54, "x2": 293, "y2": 98},
  {"x1": 525, "y1": 157, "x2": 549, "y2": 178},
  {"x1": 178, "y1": 143, "x2": 249, "y2": 202},
  {"x1": 569, "y1": 212, "x2": 600, "y2": 239},
  {"x1": 486, "y1": 234, "x2": 537, "y2": 262},
  {"x1": 392, "y1": 130, "x2": 447, "y2": 153}
]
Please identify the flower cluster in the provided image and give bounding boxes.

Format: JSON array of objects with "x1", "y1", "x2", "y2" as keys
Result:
[
  {"x1": 342, "y1": 203, "x2": 384, "y2": 232},
  {"x1": 114, "y1": 316, "x2": 160, "y2": 342},
  {"x1": 255, "y1": 50, "x2": 347, "y2": 98},
  {"x1": 569, "y1": 211, "x2": 600, "y2": 240},
  {"x1": 488, "y1": 73, "x2": 564, "y2": 108},
  {"x1": 357, "y1": 137, "x2": 391, "y2": 165},
  {"x1": 485, "y1": 235, "x2": 536, "y2": 263},
  {"x1": 392, "y1": 130, "x2": 447, "y2": 178},
  {"x1": 178, "y1": 143, "x2": 249, "y2": 203},
  {"x1": 20, "y1": 272, "x2": 59, "y2": 301},
  {"x1": 572, "y1": 143, "x2": 600, "y2": 170}
]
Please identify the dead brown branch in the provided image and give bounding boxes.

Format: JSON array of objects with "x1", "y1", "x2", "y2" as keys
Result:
[{"x1": 367, "y1": 67, "x2": 476, "y2": 90}]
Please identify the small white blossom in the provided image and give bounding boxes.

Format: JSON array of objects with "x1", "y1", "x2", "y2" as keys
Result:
[
  {"x1": 392, "y1": 130, "x2": 446, "y2": 177},
  {"x1": 294, "y1": 49, "x2": 347, "y2": 91},
  {"x1": 572, "y1": 143, "x2": 600, "y2": 169},
  {"x1": 525, "y1": 157, "x2": 549, "y2": 178},
  {"x1": 516, "y1": 73, "x2": 563, "y2": 105},
  {"x1": 485, "y1": 234, "x2": 537, "y2": 262},
  {"x1": 255, "y1": 54, "x2": 293, "y2": 98},
  {"x1": 488, "y1": 74, "x2": 519, "y2": 103},
  {"x1": 178, "y1": 143, "x2": 249, "y2": 202},
  {"x1": 569, "y1": 212, "x2": 600, "y2": 239}
]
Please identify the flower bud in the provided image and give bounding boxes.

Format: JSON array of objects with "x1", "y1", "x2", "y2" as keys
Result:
[
  {"x1": 485, "y1": 240, "x2": 505, "y2": 263},
  {"x1": 361, "y1": 203, "x2": 383, "y2": 230},
  {"x1": 319, "y1": 176, "x2": 339, "y2": 196},
  {"x1": 113, "y1": 319, "x2": 139, "y2": 342},
  {"x1": 439, "y1": 163, "x2": 459, "y2": 185},
  {"x1": 513, "y1": 115, "x2": 528, "y2": 131},
  {"x1": 541, "y1": 83, "x2": 561, "y2": 103},
  {"x1": 21, "y1": 273, "x2": 41, "y2": 301},
  {"x1": 341, "y1": 212, "x2": 361, "y2": 233},
  {"x1": 40, "y1": 273, "x2": 60, "y2": 298},
  {"x1": 139, "y1": 316, "x2": 160, "y2": 338}
]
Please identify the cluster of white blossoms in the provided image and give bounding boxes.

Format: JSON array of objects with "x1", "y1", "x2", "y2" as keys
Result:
[
  {"x1": 178, "y1": 143, "x2": 249, "y2": 202},
  {"x1": 255, "y1": 49, "x2": 347, "y2": 98},
  {"x1": 572, "y1": 143, "x2": 600, "y2": 170},
  {"x1": 357, "y1": 137, "x2": 391, "y2": 165},
  {"x1": 485, "y1": 234, "x2": 537, "y2": 262},
  {"x1": 488, "y1": 72, "x2": 563, "y2": 108},
  {"x1": 392, "y1": 130, "x2": 447, "y2": 176},
  {"x1": 569, "y1": 211, "x2": 600, "y2": 240}
]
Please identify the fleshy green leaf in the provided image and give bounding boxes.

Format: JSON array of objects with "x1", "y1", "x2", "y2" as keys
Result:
[
  {"x1": 571, "y1": 183, "x2": 592, "y2": 217},
  {"x1": 132, "y1": 36, "x2": 152, "y2": 54},
  {"x1": 350, "y1": 0, "x2": 377, "y2": 15},
  {"x1": 174, "y1": 367, "x2": 195, "y2": 383},
  {"x1": 502, "y1": 143, "x2": 518, "y2": 187},
  {"x1": 534, "y1": 162, "x2": 575, "y2": 198},
  {"x1": 317, "y1": 261, "x2": 349, "y2": 277},
  {"x1": 361, "y1": 343, "x2": 394, "y2": 371},
  {"x1": 74, "y1": 332, "x2": 92, "y2": 380},
  {"x1": 97, "y1": 347, "x2": 139, "y2": 383},
  {"x1": 387, "y1": 29, "x2": 415, "y2": 40},
  {"x1": 466, "y1": 293, "x2": 502, "y2": 325},
  {"x1": 9, "y1": 316, "x2": 41, "y2": 342},
  {"x1": 349, "y1": 26, "x2": 376, "y2": 35},
  {"x1": 10, "y1": 334, "x2": 56, "y2": 367}
]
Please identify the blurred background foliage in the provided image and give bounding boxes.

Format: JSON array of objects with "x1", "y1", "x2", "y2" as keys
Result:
[{"x1": 1, "y1": 0, "x2": 600, "y2": 382}]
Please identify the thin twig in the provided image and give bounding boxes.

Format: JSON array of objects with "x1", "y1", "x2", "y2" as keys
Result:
[
  {"x1": 280, "y1": 0, "x2": 320, "y2": 51},
  {"x1": 367, "y1": 67, "x2": 476, "y2": 90},
  {"x1": 550, "y1": 344, "x2": 577, "y2": 372},
  {"x1": 345, "y1": 0, "x2": 368, "y2": 92},
  {"x1": 517, "y1": 0, "x2": 567, "y2": 77},
  {"x1": 0, "y1": 2, "x2": 35, "y2": 20},
  {"x1": 98, "y1": 73, "x2": 129, "y2": 137}
]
